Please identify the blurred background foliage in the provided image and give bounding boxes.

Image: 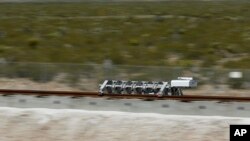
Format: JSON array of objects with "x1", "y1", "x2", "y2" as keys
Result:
[{"x1": 0, "y1": 1, "x2": 249, "y2": 68}]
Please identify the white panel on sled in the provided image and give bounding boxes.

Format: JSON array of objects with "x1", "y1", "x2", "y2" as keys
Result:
[{"x1": 170, "y1": 80, "x2": 197, "y2": 87}]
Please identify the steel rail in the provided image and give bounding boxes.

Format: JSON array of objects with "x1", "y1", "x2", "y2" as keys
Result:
[{"x1": 0, "y1": 89, "x2": 249, "y2": 102}]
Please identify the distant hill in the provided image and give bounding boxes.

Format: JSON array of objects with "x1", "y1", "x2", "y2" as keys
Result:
[
  {"x1": 1, "y1": 0, "x2": 88, "y2": 2},
  {"x1": 0, "y1": 0, "x2": 232, "y2": 3},
  {"x1": 0, "y1": 0, "x2": 249, "y2": 68},
  {"x1": 1, "y1": 0, "x2": 173, "y2": 2}
]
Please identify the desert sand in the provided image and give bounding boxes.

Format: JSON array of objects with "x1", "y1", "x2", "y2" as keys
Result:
[{"x1": 0, "y1": 107, "x2": 249, "y2": 141}]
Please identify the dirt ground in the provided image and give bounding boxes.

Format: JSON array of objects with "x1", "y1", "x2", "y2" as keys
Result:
[
  {"x1": 0, "y1": 78, "x2": 82, "y2": 91},
  {"x1": 0, "y1": 107, "x2": 249, "y2": 141}
]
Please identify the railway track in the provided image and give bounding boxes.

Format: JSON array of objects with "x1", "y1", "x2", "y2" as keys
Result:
[
  {"x1": 0, "y1": 89, "x2": 250, "y2": 102},
  {"x1": 0, "y1": 89, "x2": 249, "y2": 102}
]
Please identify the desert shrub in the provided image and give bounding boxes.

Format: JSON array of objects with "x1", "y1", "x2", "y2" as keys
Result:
[
  {"x1": 128, "y1": 39, "x2": 139, "y2": 46},
  {"x1": 27, "y1": 37, "x2": 40, "y2": 48},
  {"x1": 224, "y1": 58, "x2": 250, "y2": 69}
]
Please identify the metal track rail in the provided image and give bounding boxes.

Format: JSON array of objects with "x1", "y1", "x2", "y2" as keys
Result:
[{"x1": 0, "y1": 89, "x2": 249, "y2": 102}]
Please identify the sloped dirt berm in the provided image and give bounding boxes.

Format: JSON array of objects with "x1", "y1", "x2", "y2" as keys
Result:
[{"x1": 0, "y1": 107, "x2": 249, "y2": 141}]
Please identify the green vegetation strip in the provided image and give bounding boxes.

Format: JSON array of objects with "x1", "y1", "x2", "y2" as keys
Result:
[{"x1": 0, "y1": 1, "x2": 249, "y2": 68}]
